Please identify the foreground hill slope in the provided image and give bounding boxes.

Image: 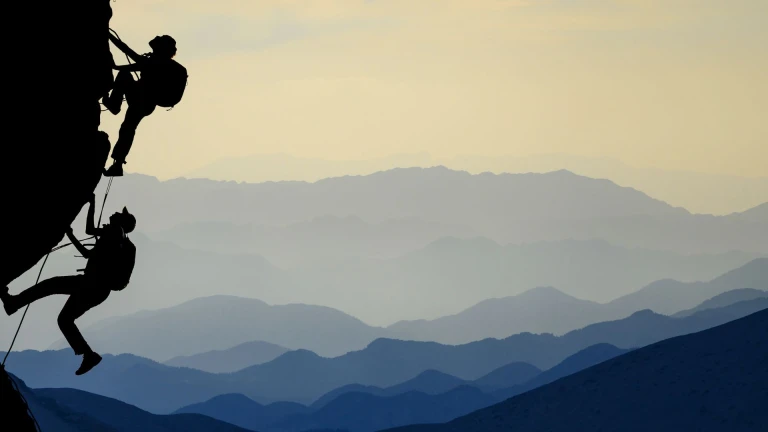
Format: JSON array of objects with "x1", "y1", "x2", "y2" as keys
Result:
[
  {"x1": 31, "y1": 387, "x2": 257, "y2": 432},
  {"x1": 6, "y1": 372, "x2": 253, "y2": 432},
  {"x1": 385, "y1": 308, "x2": 768, "y2": 432}
]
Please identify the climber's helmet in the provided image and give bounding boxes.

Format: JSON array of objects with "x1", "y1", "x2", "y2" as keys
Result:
[
  {"x1": 109, "y1": 207, "x2": 136, "y2": 234},
  {"x1": 149, "y1": 35, "x2": 177, "y2": 59}
]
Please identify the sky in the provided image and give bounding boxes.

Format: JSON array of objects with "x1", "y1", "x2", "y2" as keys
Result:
[{"x1": 100, "y1": 0, "x2": 767, "y2": 185}]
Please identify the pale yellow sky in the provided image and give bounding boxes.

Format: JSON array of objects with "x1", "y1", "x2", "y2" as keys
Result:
[{"x1": 99, "y1": 0, "x2": 768, "y2": 182}]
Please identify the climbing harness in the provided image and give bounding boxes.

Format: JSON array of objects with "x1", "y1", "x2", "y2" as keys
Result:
[{"x1": 2, "y1": 178, "x2": 115, "y2": 367}]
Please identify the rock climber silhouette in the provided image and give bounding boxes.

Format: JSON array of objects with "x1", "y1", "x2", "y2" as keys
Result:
[
  {"x1": 103, "y1": 32, "x2": 187, "y2": 176},
  {"x1": 1, "y1": 193, "x2": 137, "y2": 375}
]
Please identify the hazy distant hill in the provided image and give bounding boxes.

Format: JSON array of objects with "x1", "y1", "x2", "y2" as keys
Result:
[
  {"x1": 183, "y1": 152, "x2": 768, "y2": 216},
  {"x1": 606, "y1": 257, "x2": 767, "y2": 316},
  {"x1": 91, "y1": 167, "x2": 686, "y2": 231},
  {"x1": 311, "y1": 364, "x2": 540, "y2": 410},
  {"x1": 34, "y1": 254, "x2": 766, "y2": 362},
  {"x1": 728, "y1": 202, "x2": 768, "y2": 222},
  {"x1": 82, "y1": 168, "x2": 768, "y2": 254},
  {"x1": 385, "y1": 308, "x2": 768, "y2": 432},
  {"x1": 10, "y1": 299, "x2": 765, "y2": 413},
  {"x1": 149, "y1": 216, "x2": 479, "y2": 268},
  {"x1": 387, "y1": 286, "x2": 607, "y2": 344},
  {"x1": 672, "y1": 288, "x2": 767, "y2": 318},
  {"x1": 490, "y1": 343, "x2": 630, "y2": 401},
  {"x1": 270, "y1": 386, "x2": 497, "y2": 432},
  {"x1": 164, "y1": 341, "x2": 291, "y2": 373},
  {"x1": 175, "y1": 393, "x2": 310, "y2": 431},
  {"x1": 174, "y1": 344, "x2": 623, "y2": 432},
  {"x1": 49, "y1": 295, "x2": 385, "y2": 361},
  {"x1": 464, "y1": 362, "x2": 542, "y2": 392},
  {"x1": 387, "y1": 259, "x2": 767, "y2": 344}
]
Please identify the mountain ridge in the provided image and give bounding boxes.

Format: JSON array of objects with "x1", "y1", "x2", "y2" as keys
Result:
[
  {"x1": 383, "y1": 308, "x2": 768, "y2": 432},
  {"x1": 7, "y1": 298, "x2": 764, "y2": 414}
]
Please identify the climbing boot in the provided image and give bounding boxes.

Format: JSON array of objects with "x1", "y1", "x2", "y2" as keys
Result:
[
  {"x1": 102, "y1": 95, "x2": 121, "y2": 115},
  {"x1": 76, "y1": 352, "x2": 102, "y2": 375},
  {"x1": 1, "y1": 287, "x2": 19, "y2": 316}
]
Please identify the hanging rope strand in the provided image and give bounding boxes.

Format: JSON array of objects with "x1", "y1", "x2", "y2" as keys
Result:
[
  {"x1": 1, "y1": 252, "x2": 49, "y2": 367},
  {"x1": 98, "y1": 177, "x2": 114, "y2": 229}
]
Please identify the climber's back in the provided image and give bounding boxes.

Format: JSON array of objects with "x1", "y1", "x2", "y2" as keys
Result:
[{"x1": 143, "y1": 57, "x2": 187, "y2": 108}]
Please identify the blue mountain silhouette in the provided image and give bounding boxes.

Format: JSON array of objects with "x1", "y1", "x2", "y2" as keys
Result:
[
  {"x1": 310, "y1": 363, "x2": 540, "y2": 410},
  {"x1": 383, "y1": 308, "x2": 768, "y2": 432},
  {"x1": 5, "y1": 298, "x2": 764, "y2": 414},
  {"x1": 164, "y1": 340, "x2": 291, "y2": 373},
  {"x1": 672, "y1": 288, "x2": 767, "y2": 317},
  {"x1": 176, "y1": 343, "x2": 621, "y2": 432}
]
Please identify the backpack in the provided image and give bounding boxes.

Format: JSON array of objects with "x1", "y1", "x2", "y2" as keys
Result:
[
  {"x1": 111, "y1": 237, "x2": 136, "y2": 291},
  {"x1": 80, "y1": 236, "x2": 136, "y2": 291},
  {"x1": 151, "y1": 59, "x2": 188, "y2": 108}
]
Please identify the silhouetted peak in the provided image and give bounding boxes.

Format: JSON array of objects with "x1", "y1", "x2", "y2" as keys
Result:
[
  {"x1": 176, "y1": 295, "x2": 270, "y2": 309},
  {"x1": 366, "y1": 338, "x2": 400, "y2": 349},
  {"x1": 343, "y1": 165, "x2": 471, "y2": 182},
  {"x1": 629, "y1": 309, "x2": 659, "y2": 318},
  {"x1": 730, "y1": 202, "x2": 768, "y2": 220},
  {"x1": 366, "y1": 338, "x2": 431, "y2": 351},
  {"x1": 517, "y1": 286, "x2": 574, "y2": 300},
  {"x1": 502, "y1": 331, "x2": 558, "y2": 342},
  {"x1": 410, "y1": 369, "x2": 460, "y2": 382},
  {"x1": 276, "y1": 349, "x2": 322, "y2": 363},
  {"x1": 710, "y1": 257, "x2": 768, "y2": 285},
  {"x1": 548, "y1": 168, "x2": 578, "y2": 176}
]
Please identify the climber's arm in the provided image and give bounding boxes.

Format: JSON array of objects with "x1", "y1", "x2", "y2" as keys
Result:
[
  {"x1": 66, "y1": 228, "x2": 91, "y2": 259},
  {"x1": 113, "y1": 63, "x2": 143, "y2": 72},
  {"x1": 85, "y1": 194, "x2": 103, "y2": 236},
  {"x1": 108, "y1": 32, "x2": 144, "y2": 63}
]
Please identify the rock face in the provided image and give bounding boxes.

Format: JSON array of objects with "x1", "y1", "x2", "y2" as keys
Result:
[
  {"x1": 1, "y1": 366, "x2": 39, "y2": 431},
  {"x1": 1, "y1": 0, "x2": 114, "y2": 288},
  {"x1": 0, "y1": 1, "x2": 116, "y2": 428}
]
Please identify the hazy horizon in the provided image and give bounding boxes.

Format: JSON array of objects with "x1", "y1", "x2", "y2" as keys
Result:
[
  {"x1": 100, "y1": 1, "x2": 766, "y2": 194},
  {"x1": 163, "y1": 153, "x2": 767, "y2": 215}
]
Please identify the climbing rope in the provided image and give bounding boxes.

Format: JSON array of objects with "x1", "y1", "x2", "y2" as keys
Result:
[
  {"x1": 100, "y1": 28, "x2": 139, "y2": 112},
  {"x1": 1, "y1": 252, "x2": 49, "y2": 367},
  {"x1": 2, "y1": 177, "x2": 115, "y2": 366},
  {"x1": 98, "y1": 177, "x2": 115, "y2": 228},
  {"x1": 109, "y1": 28, "x2": 141, "y2": 81}
]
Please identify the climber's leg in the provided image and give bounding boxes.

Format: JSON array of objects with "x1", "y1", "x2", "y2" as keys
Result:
[
  {"x1": 103, "y1": 70, "x2": 134, "y2": 115},
  {"x1": 2, "y1": 275, "x2": 81, "y2": 316},
  {"x1": 57, "y1": 284, "x2": 110, "y2": 375},
  {"x1": 105, "y1": 100, "x2": 156, "y2": 177}
]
